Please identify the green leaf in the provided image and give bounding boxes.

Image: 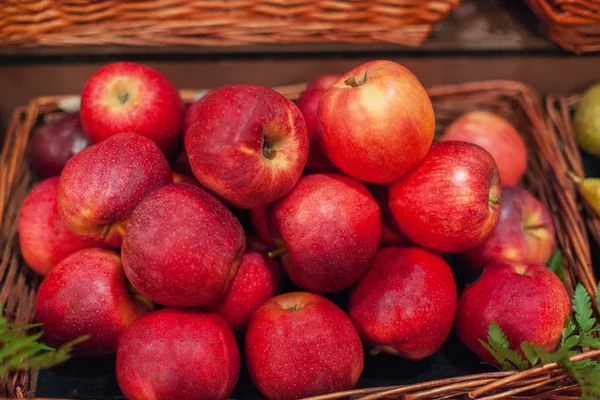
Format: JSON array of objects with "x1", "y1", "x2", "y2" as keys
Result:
[
  {"x1": 596, "y1": 282, "x2": 600, "y2": 311},
  {"x1": 574, "y1": 359, "x2": 597, "y2": 369},
  {"x1": 580, "y1": 336, "x2": 600, "y2": 349},
  {"x1": 562, "y1": 335, "x2": 581, "y2": 350},
  {"x1": 5, "y1": 322, "x2": 44, "y2": 330},
  {"x1": 574, "y1": 284, "x2": 596, "y2": 334},
  {"x1": 479, "y1": 323, "x2": 529, "y2": 371},
  {"x1": 547, "y1": 249, "x2": 565, "y2": 283},
  {"x1": 487, "y1": 321, "x2": 509, "y2": 349},
  {"x1": 561, "y1": 316, "x2": 577, "y2": 346},
  {"x1": 521, "y1": 342, "x2": 568, "y2": 365},
  {"x1": 520, "y1": 342, "x2": 540, "y2": 366},
  {"x1": 479, "y1": 339, "x2": 514, "y2": 370},
  {"x1": 0, "y1": 306, "x2": 87, "y2": 378},
  {"x1": 0, "y1": 331, "x2": 44, "y2": 361}
]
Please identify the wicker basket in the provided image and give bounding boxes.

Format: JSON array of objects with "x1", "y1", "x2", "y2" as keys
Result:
[
  {"x1": 1, "y1": 81, "x2": 599, "y2": 399},
  {"x1": 545, "y1": 93, "x2": 600, "y2": 254},
  {"x1": 0, "y1": 0, "x2": 459, "y2": 48},
  {"x1": 526, "y1": 0, "x2": 600, "y2": 54}
]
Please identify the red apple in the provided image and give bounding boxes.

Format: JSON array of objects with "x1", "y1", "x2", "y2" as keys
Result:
[
  {"x1": 122, "y1": 183, "x2": 246, "y2": 307},
  {"x1": 462, "y1": 186, "x2": 556, "y2": 270},
  {"x1": 27, "y1": 112, "x2": 89, "y2": 178},
  {"x1": 348, "y1": 247, "x2": 457, "y2": 359},
  {"x1": 296, "y1": 75, "x2": 339, "y2": 173},
  {"x1": 58, "y1": 133, "x2": 172, "y2": 248},
  {"x1": 268, "y1": 173, "x2": 380, "y2": 293},
  {"x1": 455, "y1": 262, "x2": 571, "y2": 365},
  {"x1": 18, "y1": 177, "x2": 90, "y2": 275},
  {"x1": 250, "y1": 205, "x2": 274, "y2": 245},
  {"x1": 369, "y1": 184, "x2": 411, "y2": 247},
  {"x1": 441, "y1": 111, "x2": 528, "y2": 186},
  {"x1": 246, "y1": 292, "x2": 363, "y2": 400},
  {"x1": 117, "y1": 309, "x2": 239, "y2": 400},
  {"x1": 389, "y1": 141, "x2": 502, "y2": 253},
  {"x1": 35, "y1": 248, "x2": 153, "y2": 357},
  {"x1": 318, "y1": 60, "x2": 435, "y2": 183},
  {"x1": 80, "y1": 62, "x2": 183, "y2": 154},
  {"x1": 205, "y1": 250, "x2": 283, "y2": 331},
  {"x1": 185, "y1": 84, "x2": 309, "y2": 209}
]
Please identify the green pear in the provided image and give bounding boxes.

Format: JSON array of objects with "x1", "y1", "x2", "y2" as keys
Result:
[
  {"x1": 568, "y1": 171, "x2": 600, "y2": 218},
  {"x1": 574, "y1": 82, "x2": 600, "y2": 157}
]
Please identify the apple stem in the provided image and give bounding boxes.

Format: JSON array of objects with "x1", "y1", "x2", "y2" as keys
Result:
[
  {"x1": 100, "y1": 224, "x2": 111, "y2": 240},
  {"x1": 567, "y1": 171, "x2": 584, "y2": 185},
  {"x1": 525, "y1": 223, "x2": 548, "y2": 230},
  {"x1": 344, "y1": 77, "x2": 359, "y2": 88},
  {"x1": 369, "y1": 346, "x2": 382, "y2": 356},
  {"x1": 267, "y1": 247, "x2": 288, "y2": 258},
  {"x1": 263, "y1": 147, "x2": 277, "y2": 160}
]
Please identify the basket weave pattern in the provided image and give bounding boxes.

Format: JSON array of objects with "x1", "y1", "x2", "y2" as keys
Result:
[
  {"x1": 1, "y1": 81, "x2": 599, "y2": 399},
  {"x1": 0, "y1": 0, "x2": 459, "y2": 47},
  {"x1": 526, "y1": 0, "x2": 600, "y2": 53}
]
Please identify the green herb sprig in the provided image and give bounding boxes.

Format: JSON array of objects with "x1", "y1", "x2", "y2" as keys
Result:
[
  {"x1": 481, "y1": 283, "x2": 600, "y2": 399},
  {"x1": 0, "y1": 309, "x2": 87, "y2": 378}
]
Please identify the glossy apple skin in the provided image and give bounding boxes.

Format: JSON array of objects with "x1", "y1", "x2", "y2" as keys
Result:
[
  {"x1": 27, "y1": 113, "x2": 89, "y2": 178},
  {"x1": 205, "y1": 250, "x2": 283, "y2": 331},
  {"x1": 348, "y1": 247, "x2": 457, "y2": 359},
  {"x1": 250, "y1": 205, "x2": 274, "y2": 245},
  {"x1": 296, "y1": 75, "x2": 339, "y2": 173},
  {"x1": 441, "y1": 111, "x2": 528, "y2": 186},
  {"x1": 318, "y1": 60, "x2": 435, "y2": 183},
  {"x1": 122, "y1": 183, "x2": 246, "y2": 307},
  {"x1": 58, "y1": 133, "x2": 172, "y2": 248},
  {"x1": 18, "y1": 177, "x2": 90, "y2": 275},
  {"x1": 369, "y1": 184, "x2": 411, "y2": 247},
  {"x1": 185, "y1": 84, "x2": 309, "y2": 209},
  {"x1": 35, "y1": 248, "x2": 152, "y2": 357},
  {"x1": 268, "y1": 173, "x2": 380, "y2": 293},
  {"x1": 245, "y1": 292, "x2": 363, "y2": 400},
  {"x1": 117, "y1": 309, "x2": 239, "y2": 400},
  {"x1": 389, "y1": 141, "x2": 502, "y2": 253},
  {"x1": 80, "y1": 62, "x2": 183, "y2": 154},
  {"x1": 462, "y1": 186, "x2": 556, "y2": 270},
  {"x1": 456, "y1": 262, "x2": 570, "y2": 365}
]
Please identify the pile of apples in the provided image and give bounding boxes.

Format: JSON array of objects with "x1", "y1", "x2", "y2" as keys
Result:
[{"x1": 19, "y1": 60, "x2": 572, "y2": 400}]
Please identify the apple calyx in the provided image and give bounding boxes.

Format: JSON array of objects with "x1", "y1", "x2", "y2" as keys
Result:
[
  {"x1": 267, "y1": 247, "x2": 288, "y2": 259},
  {"x1": 117, "y1": 92, "x2": 130, "y2": 105},
  {"x1": 263, "y1": 146, "x2": 277, "y2": 160},
  {"x1": 262, "y1": 133, "x2": 279, "y2": 160},
  {"x1": 344, "y1": 77, "x2": 360, "y2": 88},
  {"x1": 286, "y1": 304, "x2": 299, "y2": 311}
]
